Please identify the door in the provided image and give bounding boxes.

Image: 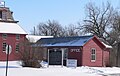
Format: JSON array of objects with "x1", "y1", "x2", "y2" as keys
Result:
[{"x1": 49, "y1": 49, "x2": 62, "y2": 65}]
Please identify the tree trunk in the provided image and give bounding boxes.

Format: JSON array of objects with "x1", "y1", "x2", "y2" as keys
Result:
[{"x1": 116, "y1": 42, "x2": 120, "y2": 66}]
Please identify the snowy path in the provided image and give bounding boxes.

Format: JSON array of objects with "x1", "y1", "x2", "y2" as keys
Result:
[{"x1": 1, "y1": 61, "x2": 120, "y2": 76}]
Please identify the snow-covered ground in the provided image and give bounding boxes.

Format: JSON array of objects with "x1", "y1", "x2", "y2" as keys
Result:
[{"x1": 0, "y1": 61, "x2": 120, "y2": 76}]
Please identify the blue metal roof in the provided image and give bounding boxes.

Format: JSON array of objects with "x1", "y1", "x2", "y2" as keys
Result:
[{"x1": 37, "y1": 35, "x2": 93, "y2": 47}]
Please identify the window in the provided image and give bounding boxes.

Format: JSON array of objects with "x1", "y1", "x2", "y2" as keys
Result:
[
  {"x1": 91, "y1": 48, "x2": 96, "y2": 62},
  {"x1": 16, "y1": 34, "x2": 20, "y2": 40},
  {"x1": 2, "y1": 34, "x2": 7, "y2": 39},
  {"x1": 2, "y1": 42, "x2": 7, "y2": 52},
  {"x1": 16, "y1": 43, "x2": 19, "y2": 52},
  {"x1": 63, "y1": 48, "x2": 68, "y2": 60},
  {"x1": 0, "y1": 11, "x2": 2, "y2": 18}
]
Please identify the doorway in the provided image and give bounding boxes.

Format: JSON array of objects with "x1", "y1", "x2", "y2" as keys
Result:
[{"x1": 49, "y1": 49, "x2": 62, "y2": 65}]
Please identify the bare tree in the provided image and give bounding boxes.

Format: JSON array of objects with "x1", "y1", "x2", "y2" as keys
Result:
[
  {"x1": 63, "y1": 24, "x2": 79, "y2": 36},
  {"x1": 18, "y1": 39, "x2": 44, "y2": 68},
  {"x1": 79, "y1": 2, "x2": 120, "y2": 66},
  {"x1": 109, "y1": 12, "x2": 120, "y2": 66},
  {"x1": 80, "y1": 2, "x2": 115, "y2": 40},
  {"x1": 31, "y1": 20, "x2": 64, "y2": 37},
  {"x1": 31, "y1": 20, "x2": 81, "y2": 37},
  {"x1": 109, "y1": 12, "x2": 120, "y2": 45}
]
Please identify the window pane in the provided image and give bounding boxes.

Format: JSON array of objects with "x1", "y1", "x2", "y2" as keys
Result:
[
  {"x1": 16, "y1": 34, "x2": 20, "y2": 40},
  {"x1": 91, "y1": 48, "x2": 96, "y2": 61},
  {"x1": 0, "y1": 11, "x2": 2, "y2": 18},
  {"x1": 16, "y1": 43, "x2": 19, "y2": 52},
  {"x1": 2, "y1": 34, "x2": 7, "y2": 39},
  {"x1": 63, "y1": 48, "x2": 68, "y2": 60},
  {"x1": 91, "y1": 55, "x2": 95, "y2": 60},
  {"x1": 2, "y1": 42, "x2": 7, "y2": 51},
  {"x1": 91, "y1": 49, "x2": 95, "y2": 54}
]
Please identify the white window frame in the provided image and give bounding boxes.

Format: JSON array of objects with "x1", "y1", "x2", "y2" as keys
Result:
[{"x1": 91, "y1": 48, "x2": 96, "y2": 62}]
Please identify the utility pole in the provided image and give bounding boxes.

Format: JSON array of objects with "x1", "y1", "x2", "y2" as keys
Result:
[{"x1": 34, "y1": 26, "x2": 36, "y2": 35}]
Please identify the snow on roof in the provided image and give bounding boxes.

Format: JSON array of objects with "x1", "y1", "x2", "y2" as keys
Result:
[
  {"x1": 102, "y1": 42, "x2": 112, "y2": 48},
  {"x1": 0, "y1": 22, "x2": 27, "y2": 34},
  {"x1": 26, "y1": 35, "x2": 53, "y2": 43}
]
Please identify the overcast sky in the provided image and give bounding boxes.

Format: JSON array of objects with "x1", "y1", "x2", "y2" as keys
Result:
[{"x1": 4, "y1": 0, "x2": 120, "y2": 34}]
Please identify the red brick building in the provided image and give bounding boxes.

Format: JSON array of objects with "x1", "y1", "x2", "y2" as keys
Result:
[
  {"x1": 0, "y1": 7, "x2": 27, "y2": 61},
  {"x1": 38, "y1": 35, "x2": 112, "y2": 67}
]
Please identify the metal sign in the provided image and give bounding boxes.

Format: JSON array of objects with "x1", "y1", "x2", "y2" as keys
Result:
[
  {"x1": 67, "y1": 59, "x2": 77, "y2": 68},
  {"x1": 6, "y1": 45, "x2": 12, "y2": 54}
]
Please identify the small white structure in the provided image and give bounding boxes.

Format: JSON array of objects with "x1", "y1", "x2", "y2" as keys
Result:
[{"x1": 26, "y1": 35, "x2": 53, "y2": 43}]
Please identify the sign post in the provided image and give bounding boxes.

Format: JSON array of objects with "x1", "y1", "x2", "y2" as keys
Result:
[{"x1": 5, "y1": 45, "x2": 12, "y2": 76}]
